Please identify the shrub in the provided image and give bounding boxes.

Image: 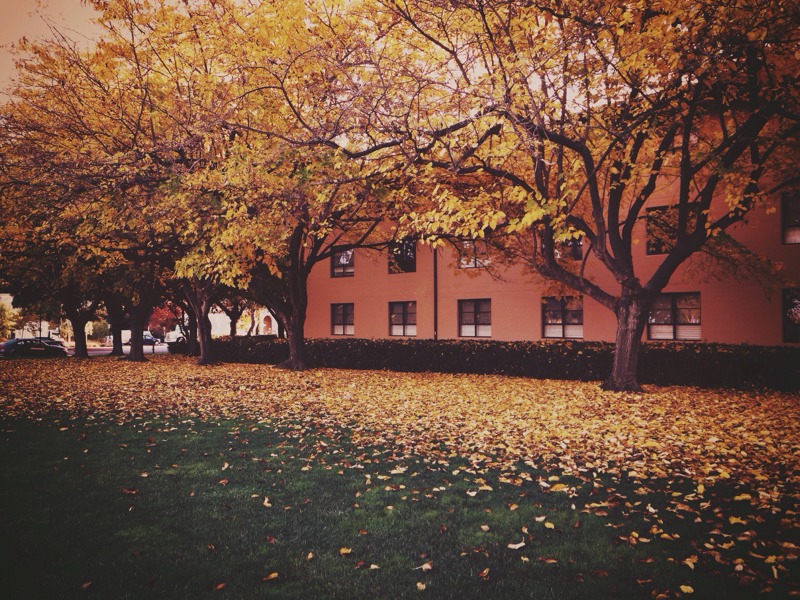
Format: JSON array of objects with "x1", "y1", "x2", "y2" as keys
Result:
[{"x1": 212, "y1": 337, "x2": 799, "y2": 391}]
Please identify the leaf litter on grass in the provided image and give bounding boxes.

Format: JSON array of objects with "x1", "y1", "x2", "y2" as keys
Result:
[{"x1": 1, "y1": 355, "x2": 798, "y2": 596}]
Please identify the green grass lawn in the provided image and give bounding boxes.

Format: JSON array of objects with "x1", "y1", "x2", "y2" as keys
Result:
[{"x1": 0, "y1": 357, "x2": 798, "y2": 598}]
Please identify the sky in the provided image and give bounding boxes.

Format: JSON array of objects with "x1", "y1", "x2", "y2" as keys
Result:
[{"x1": 1, "y1": 0, "x2": 100, "y2": 95}]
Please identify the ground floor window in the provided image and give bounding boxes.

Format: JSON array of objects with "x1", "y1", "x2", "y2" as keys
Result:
[
  {"x1": 389, "y1": 301, "x2": 417, "y2": 336},
  {"x1": 458, "y1": 299, "x2": 491, "y2": 337},
  {"x1": 331, "y1": 303, "x2": 354, "y2": 336},
  {"x1": 542, "y1": 296, "x2": 584, "y2": 339},
  {"x1": 783, "y1": 289, "x2": 800, "y2": 343},
  {"x1": 648, "y1": 292, "x2": 701, "y2": 340}
]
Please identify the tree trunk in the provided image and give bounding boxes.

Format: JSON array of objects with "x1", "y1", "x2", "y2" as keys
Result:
[
  {"x1": 197, "y1": 309, "x2": 215, "y2": 365},
  {"x1": 280, "y1": 316, "x2": 309, "y2": 370},
  {"x1": 602, "y1": 292, "x2": 649, "y2": 392},
  {"x1": 186, "y1": 310, "x2": 199, "y2": 356},
  {"x1": 67, "y1": 313, "x2": 90, "y2": 359},
  {"x1": 127, "y1": 308, "x2": 149, "y2": 362},
  {"x1": 181, "y1": 279, "x2": 217, "y2": 365},
  {"x1": 104, "y1": 295, "x2": 126, "y2": 356}
]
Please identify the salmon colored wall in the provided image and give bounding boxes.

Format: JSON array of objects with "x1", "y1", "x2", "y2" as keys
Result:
[{"x1": 305, "y1": 200, "x2": 799, "y2": 345}]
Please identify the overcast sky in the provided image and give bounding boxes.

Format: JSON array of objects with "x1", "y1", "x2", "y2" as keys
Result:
[{"x1": 1, "y1": 0, "x2": 100, "y2": 95}]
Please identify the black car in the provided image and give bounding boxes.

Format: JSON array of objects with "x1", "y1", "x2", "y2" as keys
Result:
[{"x1": 0, "y1": 338, "x2": 68, "y2": 358}]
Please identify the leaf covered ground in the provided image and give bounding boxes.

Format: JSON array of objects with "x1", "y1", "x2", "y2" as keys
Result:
[{"x1": 1, "y1": 356, "x2": 798, "y2": 598}]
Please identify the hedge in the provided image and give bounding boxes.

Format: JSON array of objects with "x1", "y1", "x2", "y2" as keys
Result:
[{"x1": 209, "y1": 337, "x2": 799, "y2": 391}]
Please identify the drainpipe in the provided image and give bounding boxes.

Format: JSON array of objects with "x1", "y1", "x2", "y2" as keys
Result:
[{"x1": 433, "y1": 247, "x2": 438, "y2": 340}]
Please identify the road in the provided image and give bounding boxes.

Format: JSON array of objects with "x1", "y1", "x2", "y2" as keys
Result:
[{"x1": 75, "y1": 344, "x2": 170, "y2": 357}]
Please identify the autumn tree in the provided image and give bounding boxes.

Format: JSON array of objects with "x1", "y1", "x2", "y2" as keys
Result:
[
  {"x1": 336, "y1": 0, "x2": 800, "y2": 390},
  {"x1": 180, "y1": 0, "x2": 404, "y2": 370}
]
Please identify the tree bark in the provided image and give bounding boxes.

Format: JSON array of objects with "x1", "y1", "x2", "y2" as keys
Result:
[
  {"x1": 103, "y1": 294, "x2": 126, "y2": 356},
  {"x1": 181, "y1": 279, "x2": 217, "y2": 365},
  {"x1": 127, "y1": 307, "x2": 150, "y2": 362},
  {"x1": 67, "y1": 313, "x2": 90, "y2": 359},
  {"x1": 280, "y1": 313, "x2": 309, "y2": 370},
  {"x1": 602, "y1": 291, "x2": 649, "y2": 392}
]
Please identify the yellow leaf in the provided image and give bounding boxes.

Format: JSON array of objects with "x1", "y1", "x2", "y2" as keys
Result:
[
  {"x1": 733, "y1": 494, "x2": 752, "y2": 501},
  {"x1": 729, "y1": 516, "x2": 747, "y2": 525},
  {"x1": 480, "y1": 525, "x2": 490, "y2": 532},
  {"x1": 544, "y1": 522, "x2": 555, "y2": 529},
  {"x1": 416, "y1": 582, "x2": 426, "y2": 591},
  {"x1": 680, "y1": 585, "x2": 694, "y2": 593},
  {"x1": 340, "y1": 547, "x2": 352, "y2": 556},
  {"x1": 507, "y1": 540, "x2": 526, "y2": 550},
  {"x1": 414, "y1": 560, "x2": 433, "y2": 571},
  {"x1": 263, "y1": 572, "x2": 279, "y2": 582}
]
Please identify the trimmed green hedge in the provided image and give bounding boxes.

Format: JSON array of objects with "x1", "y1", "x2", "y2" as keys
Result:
[{"x1": 211, "y1": 337, "x2": 799, "y2": 391}]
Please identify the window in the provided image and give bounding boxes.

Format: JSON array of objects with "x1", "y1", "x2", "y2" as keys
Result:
[
  {"x1": 542, "y1": 296, "x2": 584, "y2": 339},
  {"x1": 458, "y1": 299, "x2": 491, "y2": 337},
  {"x1": 389, "y1": 301, "x2": 417, "y2": 336},
  {"x1": 331, "y1": 303, "x2": 354, "y2": 335},
  {"x1": 388, "y1": 238, "x2": 417, "y2": 273},
  {"x1": 646, "y1": 204, "x2": 700, "y2": 255},
  {"x1": 648, "y1": 293, "x2": 701, "y2": 340},
  {"x1": 782, "y1": 192, "x2": 800, "y2": 244},
  {"x1": 331, "y1": 249, "x2": 354, "y2": 277},
  {"x1": 783, "y1": 289, "x2": 800, "y2": 343},
  {"x1": 458, "y1": 240, "x2": 489, "y2": 269},
  {"x1": 554, "y1": 238, "x2": 583, "y2": 261}
]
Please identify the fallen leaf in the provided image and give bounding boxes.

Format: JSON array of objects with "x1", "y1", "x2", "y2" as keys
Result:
[
  {"x1": 508, "y1": 540, "x2": 526, "y2": 550},
  {"x1": 414, "y1": 561, "x2": 433, "y2": 572},
  {"x1": 680, "y1": 584, "x2": 694, "y2": 593},
  {"x1": 263, "y1": 572, "x2": 279, "y2": 581},
  {"x1": 340, "y1": 547, "x2": 352, "y2": 556},
  {"x1": 416, "y1": 582, "x2": 426, "y2": 591}
]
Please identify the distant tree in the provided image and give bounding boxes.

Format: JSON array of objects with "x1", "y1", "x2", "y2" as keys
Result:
[{"x1": 0, "y1": 303, "x2": 16, "y2": 339}]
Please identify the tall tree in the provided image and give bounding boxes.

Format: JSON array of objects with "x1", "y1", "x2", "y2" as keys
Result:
[{"x1": 334, "y1": 0, "x2": 800, "y2": 390}]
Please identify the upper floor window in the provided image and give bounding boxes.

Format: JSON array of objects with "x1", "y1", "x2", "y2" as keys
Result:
[
  {"x1": 388, "y1": 238, "x2": 417, "y2": 273},
  {"x1": 331, "y1": 303, "x2": 354, "y2": 336},
  {"x1": 331, "y1": 249, "x2": 354, "y2": 277},
  {"x1": 783, "y1": 289, "x2": 800, "y2": 343},
  {"x1": 458, "y1": 299, "x2": 491, "y2": 337},
  {"x1": 554, "y1": 238, "x2": 583, "y2": 261},
  {"x1": 458, "y1": 240, "x2": 489, "y2": 269},
  {"x1": 648, "y1": 292, "x2": 701, "y2": 341},
  {"x1": 389, "y1": 301, "x2": 417, "y2": 336},
  {"x1": 646, "y1": 204, "x2": 700, "y2": 255},
  {"x1": 782, "y1": 192, "x2": 800, "y2": 244},
  {"x1": 542, "y1": 296, "x2": 584, "y2": 339}
]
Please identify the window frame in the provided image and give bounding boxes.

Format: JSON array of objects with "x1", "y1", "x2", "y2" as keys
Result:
[
  {"x1": 331, "y1": 248, "x2": 355, "y2": 278},
  {"x1": 554, "y1": 238, "x2": 583, "y2": 261},
  {"x1": 388, "y1": 238, "x2": 417, "y2": 274},
  {"x1": 331, "y1": 303, "x2": 355, "y2": 336},
  {"x1": 389, "y1": 301, "x2": 417, "y2": 337},
  {"x1": 647, "y1": 292, "x2": 701, "y2": 341},
  {"x1": 781, "y1": 192, "x2": 800, "y2": 245},
  {"x1": 458, "y1": 299, "x2": 492, "y2": 338},
  {"x1": 458, "y1": 240, "x2": 489, "y2": 269},
  {"x1": 541, "y1": 295, "x2": 584, "y2": 339},
  {"x1": 646, "y1": 204, "x2": 700, "y2": 255}
]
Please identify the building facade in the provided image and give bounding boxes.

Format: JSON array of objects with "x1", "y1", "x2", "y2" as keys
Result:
[{"x1": 305, "y1": 194, "x2": 800, "y2": 346}]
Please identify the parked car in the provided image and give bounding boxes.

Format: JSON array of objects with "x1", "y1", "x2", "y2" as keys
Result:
[
  {"x1": 164, "y1": 327, "x2": 186, "y2": 344},
  {"x1": 0, "y1": 338, "x2": 68, "y2": 358},
  {"x1": 142, "y1": 332, "x2": 160, "y2": 345},
  {"x1": 124, "y1": 332, "x2": 161, "y2": 345}
]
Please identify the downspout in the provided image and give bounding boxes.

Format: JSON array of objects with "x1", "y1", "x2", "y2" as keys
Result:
[{"x1": 433, "y1": 247, "x2": 439, "y2": 340}]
